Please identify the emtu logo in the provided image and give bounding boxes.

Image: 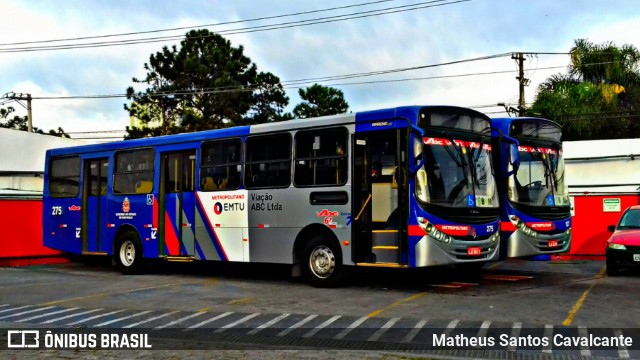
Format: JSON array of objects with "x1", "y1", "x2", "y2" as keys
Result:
[{"x1": 213, "y1": 202, "x2": 223, "y2": 215}]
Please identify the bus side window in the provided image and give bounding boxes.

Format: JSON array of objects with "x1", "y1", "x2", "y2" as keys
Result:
[
  {"x1": 113, "y1": 149, "x2": 154, "y2": 194},
  {"x1": 245, "y1": 134, "x2": 291, "y2": 189},
  {"x1": 49, "y1": 156, "x2": 81, "y2": 198},
  {"x1": 293, "y1": 127, "x2": 347, "y2": 187},
  {"x1": 200, "y1": 139, "x2": 242, "y2": 191}
]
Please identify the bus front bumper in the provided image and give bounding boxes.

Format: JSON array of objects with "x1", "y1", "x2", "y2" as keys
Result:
[{"x1": 414, "y1": 234, "x2": 499, "y2": 267}]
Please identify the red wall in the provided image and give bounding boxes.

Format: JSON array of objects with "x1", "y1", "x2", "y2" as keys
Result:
[
  {"x1": 0, "y1": 199, "x2": 67, "y2": 266},
  {"x1": 2, "y1": 195, "x2": 638, "y2": 263},
  {"x1": 568, "y1": 194, "x2": 640, "y2": 256}
]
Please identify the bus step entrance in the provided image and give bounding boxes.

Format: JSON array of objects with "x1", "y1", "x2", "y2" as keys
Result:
[
  {"x1": 81, "y1": 251, "x2": 109, "y2": 256},
  {"x1": 165, "y1": 256, "x2": 195, "y2": 262},
  {"x1": 355, "y1": 262, "x2": 408, "y2": 268},
  {"x1": 370, "y1": 230, "x2": 401, "y2": 264}
]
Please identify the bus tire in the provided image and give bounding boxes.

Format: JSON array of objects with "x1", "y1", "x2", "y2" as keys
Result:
[
  {"x1": 302, "y1": 235, "x2": 344, "y2": 288},
  {"x1": 115, "y1": 231, "x2": 144, "y2": 275}
]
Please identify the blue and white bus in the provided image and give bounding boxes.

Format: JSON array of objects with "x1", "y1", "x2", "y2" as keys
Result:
[
  {"x1": 491, "y1": 117, "x2": 571, "y2": 259},
  {"x1": 43, "y1": 105, "x2": 500, "y2": 287}
]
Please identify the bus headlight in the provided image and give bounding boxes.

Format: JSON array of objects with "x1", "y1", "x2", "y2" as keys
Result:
[
  {"x1": 490, "y1": 232, "x2": 499, "y2": 243},
  {"x1": 509, "y1": 215, "x2": 538, "y2": 238},
  {"x1": 418, "y1": 219, "x2": 453, "y2": 244}
]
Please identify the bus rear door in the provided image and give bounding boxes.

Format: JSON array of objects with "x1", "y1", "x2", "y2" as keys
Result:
[
  {"x1": 81, "y1": 158, "x2": 109, "y2": 254},
  {"x1": 159, "y1": 151, "x2": 197, "y2": 258}
]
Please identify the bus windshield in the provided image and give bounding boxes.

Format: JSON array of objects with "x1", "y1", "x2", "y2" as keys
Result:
[
  {"x1": 508, "y1": 144, "x2": 569, "y2": 207},
  {"x1": 420, "y1": 137, "x2": 498, "y2": 208}
]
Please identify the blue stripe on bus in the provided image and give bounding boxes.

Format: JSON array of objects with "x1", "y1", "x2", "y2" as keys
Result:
[{"x1": 195, "y1": 197, "x2": 228, "y2": 261}]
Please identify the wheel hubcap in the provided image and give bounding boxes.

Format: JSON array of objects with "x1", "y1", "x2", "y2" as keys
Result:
[
  {"x1": 120, "y1": 241, "x2": 135, "y2": 267},
  {"x1": 309, "y1": 245, "x2": 335, "y2": 279}
]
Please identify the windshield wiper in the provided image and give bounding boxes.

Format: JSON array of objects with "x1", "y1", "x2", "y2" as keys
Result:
[
  {"x1": 473, "y1": 137, "x2": 485, "y2": 162},
  {"x1": 440, "y1": 133, "x2": 465, "y2": 169},
  {"x1": 549, "y1": 143, "x2": 562, "y2": 192},
  {"x1": 532, "y1": 145, "x2": 555, "y2": 192}
]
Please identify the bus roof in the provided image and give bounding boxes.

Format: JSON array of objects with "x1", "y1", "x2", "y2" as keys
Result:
[
  {"x1": 46, "y1": 105, "x2": 486, "y2": 157},
  {"x1": 491, "y1": 117, "x2": 561, "y2": 128}
]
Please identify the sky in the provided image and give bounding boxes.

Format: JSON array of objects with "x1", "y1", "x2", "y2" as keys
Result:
[{"x1": 1, "y1": 0, "x2": 639, "y2": 141}]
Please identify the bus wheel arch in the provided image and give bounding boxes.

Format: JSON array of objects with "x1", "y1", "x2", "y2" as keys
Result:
[
  {"x1": 113, "y1": 226, "x2": 144, "y2": 275},
  {"x1": 293, "y1": 224, "x2": 344, "y2": 287}
]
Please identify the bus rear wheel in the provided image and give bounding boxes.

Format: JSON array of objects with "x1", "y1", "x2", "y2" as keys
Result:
[
  {"x1": 115, "y1": 232, "x2": 144, "y2": 275},
  {"x1": 302, "y1": 235, "x2": 344, "y2": 288}
]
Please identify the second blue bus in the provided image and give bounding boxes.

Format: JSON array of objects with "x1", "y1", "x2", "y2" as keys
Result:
[{"x1": 491, "y1": 117, "x2": 571, "y2": 259}]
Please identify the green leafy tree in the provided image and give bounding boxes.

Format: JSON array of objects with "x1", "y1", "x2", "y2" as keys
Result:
[
  {"x1": 529, "y1": 39, "x2": 640, "y2": 140},
  {"x1": 244, "y1": 72, "x2": 292, "y2": 124},
  {"x1": 0, "y1": 106, "x2": 69, "y2": 138},
  {"x1": 293, "y1": 84, "x2": 349, "y2": 119},
  {"x1": 125, "y1": 29, "x2": 288, "y2": 139}
]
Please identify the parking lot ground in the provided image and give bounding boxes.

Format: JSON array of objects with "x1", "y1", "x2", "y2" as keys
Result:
[{"x1": 0, "y1": 258, "x2": 639, "y2": 359}]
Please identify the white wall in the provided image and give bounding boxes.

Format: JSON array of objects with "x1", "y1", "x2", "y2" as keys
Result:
[
  {"x1": 564, "y1": 139, "x2": 640, "y2": 194},
  {"x1": 0, "y1": 128, "x2": 89, "y2": 195}
]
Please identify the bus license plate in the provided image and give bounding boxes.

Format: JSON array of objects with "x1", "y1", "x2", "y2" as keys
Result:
[
  {"x1": 548, "y1": 240, "x2": 558, "y2": 248},
  {"x1": 634, "y1": 254, "x2": 640, "y2": 262},
  {"x1": 467, "y1": 247, "x2": 481, "y2": 256}
]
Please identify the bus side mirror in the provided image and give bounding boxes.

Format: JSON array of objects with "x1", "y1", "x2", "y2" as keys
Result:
[
  {"x1": 509, "y1": 143, "x2": 520, "y2": 172},
  {"x1": 607, "y1": 225, "x2": 616, "y2": 232}
]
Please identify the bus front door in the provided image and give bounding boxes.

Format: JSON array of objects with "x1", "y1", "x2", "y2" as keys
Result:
[
  {"x1": 159, "y1": 151, "x2": 197, "y2": 258},
  {"x1": 82, "y1": 158, "x2": 109, "y2": 254},
  {"x1": 352, "y1": 129, "x2": 406, "y2": 265}
]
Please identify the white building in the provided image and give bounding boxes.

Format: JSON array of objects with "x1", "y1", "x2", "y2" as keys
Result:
[
  {"x1": 564, "y1": 138, "x2": 640, "y2": 194},
  {"x1": 0, "y1": 128, "x2": 88, "y2": 197}
]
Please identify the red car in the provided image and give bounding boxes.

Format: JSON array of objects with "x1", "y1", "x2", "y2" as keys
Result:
[{"x1": 606, "y1": 205, "x2": 640, "y2": 276}]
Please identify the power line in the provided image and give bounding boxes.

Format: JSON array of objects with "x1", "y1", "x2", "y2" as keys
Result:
[
  {"x1": 29, "y1": 52, "x2": 513, "y2": 100},
  {"x1": 0, "y1": 0, "x2": 398, "y2": 47},
  {"x1": 0, "y1": 0, "x2": 469, "y2": 53}
]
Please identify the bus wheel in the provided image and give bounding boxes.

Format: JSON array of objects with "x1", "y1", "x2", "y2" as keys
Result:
[
  {"x1": 302, "y1": 236, "x2": 344, "y2": 288},
  {"x1": 116, "y1": 232, "x2": 144, "y2": 275}
]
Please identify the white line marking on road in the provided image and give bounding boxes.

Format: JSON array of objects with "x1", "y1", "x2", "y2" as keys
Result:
[
  {"x1": 367, "y1": 317, "x2": 400, "y2": 342},
  {"x1": 16, "y1": 308, "x2": 78, "y2": 322},
  {"x1": 578, "y1": 325, "x2": 591, "y2": 357},
  {"x1": 542, "y1": 324, "x2": 553, "y2": 353},
  {"x1": 213, "y1": 313, "x2": 260, "y2": 333},
  {"x1": 94, "y1": 311, "x2": 152, "y2": 327},
  {"x1": 334, "y1": 316, "x2": 368, "y2": 340},
  {"x1": 443, "y1": 319, "x2": 459, "y2": 336},
  {"x1": 124, "y1": 311, "x2": 179, "y2": 329},
  {"x1": 247, "y1": 313, "x2": 290, "y2": 335},
  {"x1": 0, "y1": 306, "x2": 55, "y2": 320},
  {"x1": 402, "y1": 319, "x2": 427, "y2": 343},
  {"x1": 277, "y1": 314, "x2": 317, "y2": 337},
  {"x1": 507, "y1": 322, "x2": 522, "y2": 351},
  {"x1": 154, "y1": 311, "x2": 206, "y2": 329},
  {"x1": 186, "y1": 312, "x2": 233, "y2": 330},
  {"x1": 67, "y1": 310, "x2": 125, "y2": 326},
  {"x1": 614, "y1": 329, "x2": 630, "y2": 359},
  {"x1": 41, "y1": 309, "x2": 103, "y2": 324},
  {"x1": 303, "y1": 315, "x2": 341, "y2": 338},
  {"x1": 0, "y1": 305, "x2": 34, "y2": 316},
  {"x1": 476, "y1": 320, "x2": 491, "y2": 338}
]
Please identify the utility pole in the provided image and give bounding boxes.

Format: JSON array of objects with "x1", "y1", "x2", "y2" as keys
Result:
[
  {"x1": 512, "y1": 53, "x2": 529, "y2": 116},
  {"x1": 1, "y1": 92, "x2": 33, "y2": 132}
]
